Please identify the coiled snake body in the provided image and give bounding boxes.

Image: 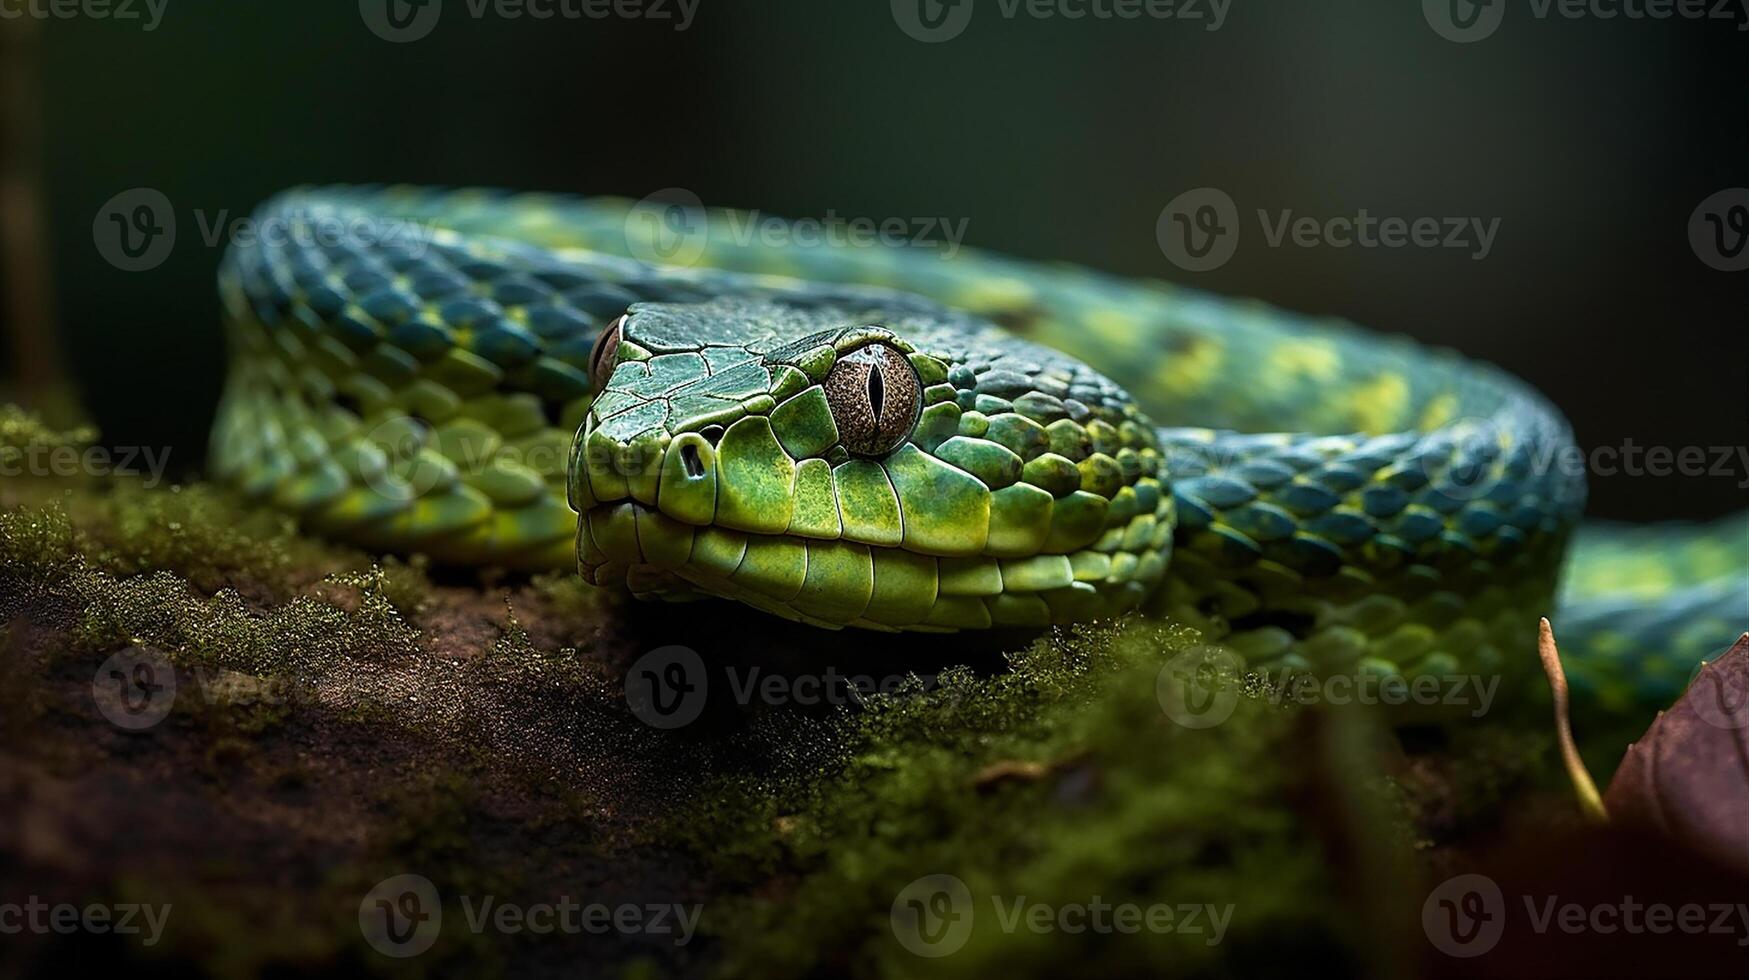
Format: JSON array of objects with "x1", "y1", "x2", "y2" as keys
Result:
[{"x1": 212, "y1": 187, "x2": 1748, "y2": 714}]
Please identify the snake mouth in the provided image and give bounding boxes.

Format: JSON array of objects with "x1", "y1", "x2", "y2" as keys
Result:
[
  {"x1": 578, "y1": 499, "x2": 902, "y2": 628},
  {"x1": 571, "y1": 422, "x2": 1170, "y2": 632},
  {"x1": 570, "y1": 423, "x2": 943, "y2": 629}
]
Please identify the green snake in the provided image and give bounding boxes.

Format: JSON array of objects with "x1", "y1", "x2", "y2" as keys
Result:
[{"x1": 211, "y1": 186, "x2": 1748, "y2": 715}]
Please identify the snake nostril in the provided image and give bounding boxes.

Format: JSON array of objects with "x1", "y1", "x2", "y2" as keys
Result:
[
  {"x1": 699, "y1": 425, "x2": 725, "y2": 447},
  {"x1": 679, "y1": 443, "x2": 704, "y2": 479}
]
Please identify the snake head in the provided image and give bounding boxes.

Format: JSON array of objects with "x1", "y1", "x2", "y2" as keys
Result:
[{"x1": 570, "y1": 298, "x2": 1173, "y2": 631}]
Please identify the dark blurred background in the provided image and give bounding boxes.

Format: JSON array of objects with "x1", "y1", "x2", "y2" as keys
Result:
[{"x1": 2, "y1": 0, "x2": 1743, "y2": 521}]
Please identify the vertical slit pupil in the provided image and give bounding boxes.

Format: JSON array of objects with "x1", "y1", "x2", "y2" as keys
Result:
[{"x1": 867, "y1": 365, "x2": 885, "y2": 417}]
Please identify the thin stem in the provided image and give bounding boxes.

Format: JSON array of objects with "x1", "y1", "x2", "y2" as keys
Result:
[{"x1": 1538, "y1": 617, "x2": 1608, "y2": 823}]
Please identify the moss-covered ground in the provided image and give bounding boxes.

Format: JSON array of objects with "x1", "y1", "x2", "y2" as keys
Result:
[{"x1": 0, "y1": 406, "x2": 1612, "y2": 978}]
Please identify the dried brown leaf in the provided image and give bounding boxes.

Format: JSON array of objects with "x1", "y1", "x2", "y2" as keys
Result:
[{"x1": 1605, "y1": 633, "x2": 1749, "y2": 875}]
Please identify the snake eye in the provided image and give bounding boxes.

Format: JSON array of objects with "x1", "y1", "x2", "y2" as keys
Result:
[
  {"x1": 590, "y1": 315, "x2": 626, "y2": 391},
  {"x1": 823, "y1": 342, "x2": 920, "y2": 457}
]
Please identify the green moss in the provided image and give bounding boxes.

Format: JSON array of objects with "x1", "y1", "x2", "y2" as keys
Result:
[
  {"x1": 109, "y1": 873, "x2": 344, "y2": 980},
  {"x1": 0, "y1": 400, "x2": 1564, "y2": 978},
  {"x1": 0, "y1": 503, "x2": 81, "y2": 583},
  {"x1": 1386, "y1": 724, "x2": 1555, "y2": 853},
  {"x1": 377, "y1": 555, "x2": 434, "y2": 617},
  {"x1": 670, "y1": 621, "x2": 1407, "y2": 978},
  {"x1": 1, "y1": 407, "x2": 430, "y2": 603},
  {"x1": 0, "y1": 403, "x2": 98, "y2": 456},
  {"x1": 0, "y1": 468, "x2": 1429, "y2": 978},
  {"x1": 531, "y1": 569, "x2": 611, "y2": 631},
  {"x1": 79, "y1": 484, "x2": 305, "y2": 592},
  {"x1": 377, "y1": 771, "x2": 502, "y2": 892}
]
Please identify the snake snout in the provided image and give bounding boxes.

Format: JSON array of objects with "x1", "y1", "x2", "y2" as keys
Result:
[{"x1": 570, "y1": 406, "x2": 725, "y2": 588}]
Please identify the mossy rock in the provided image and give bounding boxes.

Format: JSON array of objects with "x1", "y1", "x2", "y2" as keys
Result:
[{"x1": 0, "y1": 404, "x2": 1564, "y2": 978}]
